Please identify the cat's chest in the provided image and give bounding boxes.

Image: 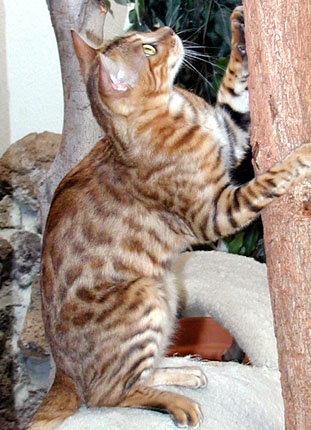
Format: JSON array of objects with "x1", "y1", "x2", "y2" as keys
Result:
[
  {"x1": 169, "y1": 92, "x2": 197, "y2": 124},
  {"x1": 169, "y1": 91, "x2": 221, "y2": 133}
]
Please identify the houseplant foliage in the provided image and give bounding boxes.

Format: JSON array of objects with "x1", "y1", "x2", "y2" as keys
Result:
[
  {"x1": 117, "y1": 0, "x2": 240, "y2": 103},
  {"x1": 112, "y1": 0, "x2": 265, "y2": 262}
]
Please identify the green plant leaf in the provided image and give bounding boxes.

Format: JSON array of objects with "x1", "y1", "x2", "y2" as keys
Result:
[
  {"x1": 225, "y1": 232, "x2": 244, "y2": 254},
  {"x1": 254, "y1": 238, "x2": 266, "y2": 263},
  {"x1": 214, "y1": 7, "x2": 231, "y2": 56},
  {"x1": 244, "y1": 226, "x2": 259, "y2": 256},
  {"x1": 105, "y1": 0, "x2": 113, "y2": 15},
  {"x1": 113, "y1": 0, "x2": 129, "y2": 5},
  {"x1": 215, "y1": 57, "x2": 228, "y2": 73},
  {"x1": 210, "y1": 72, "x2": 221, "y2": 96}
]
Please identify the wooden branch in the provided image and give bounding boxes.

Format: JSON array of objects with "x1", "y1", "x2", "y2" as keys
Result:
[
  {"x1": 39, "y1": 0, "x2": 108, "y2": 228},
  {"x1": 243, "y1": 1, "x2": 311, "y2": 428}
]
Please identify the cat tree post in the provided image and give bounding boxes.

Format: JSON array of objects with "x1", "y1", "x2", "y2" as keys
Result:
[
  {"x1": 243, "y1": 1, "x2": 311, "y2": 428},
  {"x1": 40, "y1": 0, "x2": 108, "y2": 229}
]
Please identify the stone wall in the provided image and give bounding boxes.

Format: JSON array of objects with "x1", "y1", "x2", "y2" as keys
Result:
[{"x1": 0, "y1": 132, "x2": 61, "y2": 429}]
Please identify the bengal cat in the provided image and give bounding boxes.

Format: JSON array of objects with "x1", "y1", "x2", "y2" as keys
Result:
[{"x1": 27, "y1": 6, "x2": 311, "y2": 429}]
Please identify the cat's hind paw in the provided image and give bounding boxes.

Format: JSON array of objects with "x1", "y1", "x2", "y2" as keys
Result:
[{"x1": 170, "y1": 397, "x2": 203, "y2": 429}]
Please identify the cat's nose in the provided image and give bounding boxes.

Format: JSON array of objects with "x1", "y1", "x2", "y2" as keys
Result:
[
  {"x1": 160, "y1": 26, "x2": 175, "y2": 37},
  {"x1": 151, "y1": 26, "x2": 175, "y2": 40},
  {"x1": 163, "y1": 27, "x2": 175, "y2": 36},
  {"x1": 167, "y1": 27, "x2": 175, "y2": 36}
]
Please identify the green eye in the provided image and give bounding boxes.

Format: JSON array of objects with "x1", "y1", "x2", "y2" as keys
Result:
[{"x1": 142, "y1": 44, "x2": 157, "y2": 56}]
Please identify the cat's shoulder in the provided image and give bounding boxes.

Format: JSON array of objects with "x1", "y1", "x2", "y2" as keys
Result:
[
  {"x1": 173, "y1": 86, "x2": 210, "y2": 109},
  {"x1": 171, "y1": 86, "x2": 212, "y2": 111},
  {"x1": 169, "y1": 86, "x2": 213, "y2": 124}
]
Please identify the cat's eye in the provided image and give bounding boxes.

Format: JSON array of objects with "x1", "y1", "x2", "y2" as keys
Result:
[{"x1": 142, "y1": 44, "x2": 157, "y2": 57}]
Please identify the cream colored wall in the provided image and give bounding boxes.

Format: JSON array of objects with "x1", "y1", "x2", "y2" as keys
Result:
[
  {"x1": 0, "y1": 1, "x2": 131, "y2": 157},
  {"x1": 0, "y1": 0, "x2": 10, "y2": 156}
]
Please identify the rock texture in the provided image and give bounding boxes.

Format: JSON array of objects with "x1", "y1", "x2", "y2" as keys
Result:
[
  {"x1": 0, "y1": 132, "x2": 61, "y2": 206},
  {"x1": 0, "y1": 238, "x2": 13, "y2": 282},
  {"x1": 18, "y1": 279, "x2": 49, "y2": 358},
  {"x1": 0, "y1": 132, "x2": 61, "y2": 429},
  {"x1": 11, "y1": 231, "x2": 41, "y2": 289},
  {"x1": 0, "y1": 304, "x2": 16, "y2": 430}
]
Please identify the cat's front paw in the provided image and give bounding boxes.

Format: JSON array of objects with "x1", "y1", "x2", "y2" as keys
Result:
[
  {"x1": 185, "y1": 366, "x2": 208, "y2": 389},
  {"x1": 230, "y1": 6, "x2": 246, "y2": 59}
]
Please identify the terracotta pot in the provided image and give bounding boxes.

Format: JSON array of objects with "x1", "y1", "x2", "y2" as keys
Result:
[{"x1": 167, "y1": 317, "x2": 249, "y2": 363}]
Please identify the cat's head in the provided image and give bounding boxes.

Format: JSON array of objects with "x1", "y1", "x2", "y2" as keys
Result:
[{"x1": 72, "y1": 27, "x2": 184, "y2": 116}]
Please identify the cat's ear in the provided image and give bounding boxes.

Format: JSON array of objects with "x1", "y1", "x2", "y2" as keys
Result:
[
  {"x1": 71, "y1": 30, "x2": 97, "y2": 82},
  {"x1": 98, "y1": 55, "x2": 129, "y2": 96},
  {"x1": 98, "y1": 54, "x2": 139, "y2": 97}
]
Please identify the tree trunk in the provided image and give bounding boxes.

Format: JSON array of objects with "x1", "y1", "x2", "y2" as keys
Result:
[
  {"x1": 243, "y1": 1, "x2": 311, "y2": 428},
  {"x1": 40, "y1": 0, "x2": 108, "y2": 228}
]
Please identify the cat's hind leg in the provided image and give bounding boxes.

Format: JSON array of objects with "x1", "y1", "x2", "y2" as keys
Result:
[
  {"x1": 85, "y1": 276, "x2": 205, "y2": 428},
  {"x1": 119, "y1": 386, "x2": 203, "y2": 429}
]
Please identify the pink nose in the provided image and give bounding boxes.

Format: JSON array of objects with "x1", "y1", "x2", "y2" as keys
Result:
[
  {"x1": 167, "y1": 27, "x2": 175, "y2": 36},
  {"x1": 151, "y1": 26, "x2": 175, "y2": 39},
  {"x1": 160, "y1": 26, "x2": 175, "y2": 36}
]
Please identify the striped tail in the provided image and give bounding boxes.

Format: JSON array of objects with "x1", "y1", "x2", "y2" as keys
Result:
[{"x1": 26, "y1": 369, "x2": 82, "y2": 430}]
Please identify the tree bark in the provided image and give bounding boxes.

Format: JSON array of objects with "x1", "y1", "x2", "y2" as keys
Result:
[
  {"x1": 243, "y1": 1, "x2": 311, "y2": 428},
  {"x1": 40, "y1": 0, "x2": 108, "y2": 228}
]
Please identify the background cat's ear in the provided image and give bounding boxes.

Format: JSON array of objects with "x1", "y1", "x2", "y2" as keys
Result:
[
  {"x1": 71, "y1": 30, "x2": 97, "y2": 82},
  {"x1": 98, "y1": 54, "x2": 137, "y2": 97}
]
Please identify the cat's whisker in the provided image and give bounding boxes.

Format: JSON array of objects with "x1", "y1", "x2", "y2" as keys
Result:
[
  {"x1": 183, "y1": 52, "x2": 210, "y2": 59},
  {"x1": 182, "y1": 58, "x2": 214, "y2": 88},
  {"x1": 183, "y1": 48, "x2": 214, "y2": 58},
  {"x1": 183, "y1": 45, "x2": 220, "y2": 52},
  {"x1": 184, "y1": 51, "x2": 211, "y2": 61},
  {"x1": 182, "y1": 39, "x2": 219, "y2": 49},
  {"x1": 184, "y1": 55, "x2": 212, "y2": 66},
  {"x1": 183, "y1": 49, "x2": 227, "y2": 72},
  {"x1": 181, "y1": 23, "x2": 207, "y2": 42},
  {"x1": 184, "y1": 53, "x2": 216, "y2": 67},
  {"x1": 177, "y1": 26, "x2": 206, "y2": 43},
  {"x1": 183, "y1": 44, "x2": 210, "y2": 49},
  {"x1": 176, "y1": 28, "x2": 197, "y2": 36}
]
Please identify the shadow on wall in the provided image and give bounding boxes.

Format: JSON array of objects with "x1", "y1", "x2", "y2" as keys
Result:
[{"x1": 0, "y1": 0, "x2": 10, "y2": 157}]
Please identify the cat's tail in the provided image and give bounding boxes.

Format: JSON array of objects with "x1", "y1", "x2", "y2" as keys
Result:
[{"x1": 26, "y1": 368, "x2": 82, "y2": 430}]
